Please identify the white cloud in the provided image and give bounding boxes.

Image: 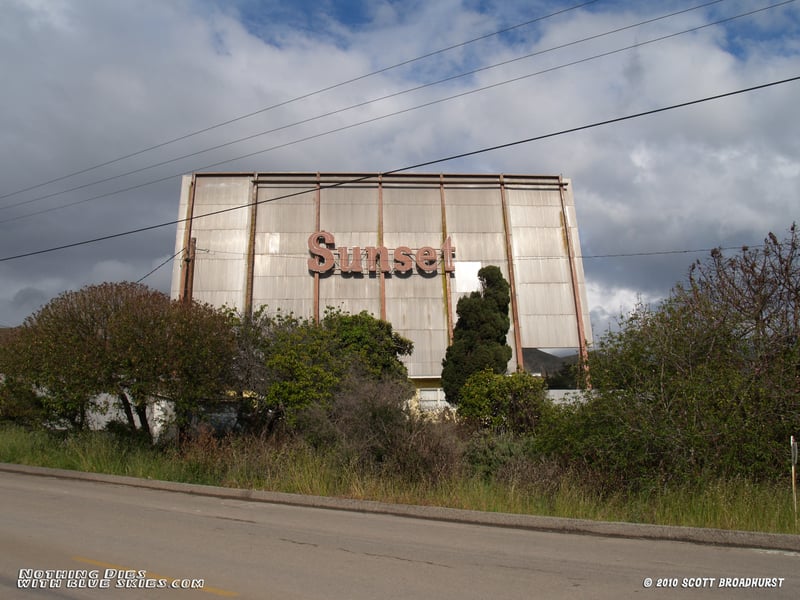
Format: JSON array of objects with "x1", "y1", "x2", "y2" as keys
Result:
[
  {"x1": 0, "y1": 0, "x2": 798, "y2": 342},
  {"x1": 587, "y1": 280, "x2": 663, "y2": 340}
]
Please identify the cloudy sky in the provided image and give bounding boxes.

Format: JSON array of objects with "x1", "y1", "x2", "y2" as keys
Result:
[{"x1": 1, "y1": 0, "x2": 798, "y2": 340}]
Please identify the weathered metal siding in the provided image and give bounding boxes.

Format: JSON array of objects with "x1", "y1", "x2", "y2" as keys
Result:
[
  {"x1": 506, "y1": 181, "x2": 589, "y2": 349},
  {"x1": 170, "y1": 175, "x2": 192, "y2": 300},
  {"x1": 172, "y1": 172, "x2": 593, "y2": 380},
  {"x1": 383, "y1": 180, "x2": 450, "y2": 377},
  {"x1": 172, "y1": 175, "x2": 250, "y2": 309},
  {"x1": 253, "y1": 183, "x2": 315, "y2": 317}
]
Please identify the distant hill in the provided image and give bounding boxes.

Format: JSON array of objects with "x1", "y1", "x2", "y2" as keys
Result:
[
  {"x1": 522, "y1": 348, "x2": 575, "y2": 374},
  {"x1": 522, "y1": 348, "x2": 580, "y2": 388}
]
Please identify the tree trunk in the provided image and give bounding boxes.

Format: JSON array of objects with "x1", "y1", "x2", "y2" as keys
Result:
[
  {"x1": 118, "y1": 389, "x2": 137, "y2": 432},
  {"x1": 135, "y1": 402, "x2": 152, "y2": 443}
]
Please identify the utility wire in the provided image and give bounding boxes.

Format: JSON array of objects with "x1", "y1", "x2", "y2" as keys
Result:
[
  {"x1": 1, "y1": 74, "x2": 797, "y2": 263},
  {"x1": 579, "y1": 244, "x2": 764, "y2": 259},
  {"x1": 190, "y1": 245, "x2": 767, "y2": 262},
  {"x1": 0, "y1": 0, "x2": 737, "y2": 218},
  {"x1": 0, "y1": 0, "x2": 599, "y2": 203},
  {"x1": 136, "y1": 248, "x2": 183, "y2": 283},
  {"x1": 1, "y1": 0, "x2": 785, "y2": 224}
]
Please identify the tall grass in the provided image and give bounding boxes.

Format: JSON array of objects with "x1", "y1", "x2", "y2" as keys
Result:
[{"x1": 0, "y1": 425, "x2": 796, "y2": 534}]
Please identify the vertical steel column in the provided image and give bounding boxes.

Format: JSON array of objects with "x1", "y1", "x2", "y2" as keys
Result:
[
  {"x1": 500, "y1": 175, "x2": 524, "y2": 371},
  {"x1": 378, "y1": 175, "x2": 386, "y2": 321},
  {"x1": 558, "y1": 176, "x2": 590, "y2": 375},
  {"x1": 500, "y1": 175, "x2": 525, "y2": 371},
  {"x1": 244, "y1": 174, "x2": 258, "y2": 317},
  {"x1": 440, "y1": 174, "x2": 454, "y2": 344},
  {"x1": 182, "y1": 237, "x2": 197, "y2": 305},
  {"x1": 313, "y1": 173, "x2": 321, "y2": 324},
  {"x1": 179, "y1": 174, "x2": 197, "y2": 304}
]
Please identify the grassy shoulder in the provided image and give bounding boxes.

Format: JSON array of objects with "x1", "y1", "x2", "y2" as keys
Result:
[{"x1": 1, "y1": 424, "x2": 796, "y2": 535}]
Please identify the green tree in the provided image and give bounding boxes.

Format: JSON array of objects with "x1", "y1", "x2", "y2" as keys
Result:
[
  {"x1": 156, "y1": 301, "x2": 238, "y2": 434},
  {"x1": 321, "y1": 309, "x2": 413, "y2": 380},
  {"x1": 228, "y1": 308, "x2": 413, "y2": 435},
  {"x1": 0, "y1": 282, "x2": 235, "y2": 440},
  {"x1": 441, "y1": 265, "x2": 513, "y2": 405},
  {"x1": 1, "y1": 321, "x2": 92, "y2": 429},
  {"x1": 262, "y1": 315, "x2": 342, "y2": 428}
]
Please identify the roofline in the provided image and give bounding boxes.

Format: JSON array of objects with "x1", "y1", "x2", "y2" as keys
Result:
[{"x1": 187, "y1": 171, "x2": 569, "y2": 186}]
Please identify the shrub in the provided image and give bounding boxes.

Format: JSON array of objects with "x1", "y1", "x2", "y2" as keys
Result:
[
  {"x1": 459, "y1": 370, "x2": 549, "y2": 434},
  {"x1": 294, "y1": 370, "x2": 464, "y2": 483}
]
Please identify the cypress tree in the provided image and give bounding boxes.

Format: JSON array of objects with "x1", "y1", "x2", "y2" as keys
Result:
[{"x1": 441, "y1": 265, "x2": 512, "y2": 405}]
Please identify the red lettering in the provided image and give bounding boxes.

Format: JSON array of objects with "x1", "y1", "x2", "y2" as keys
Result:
[
  {"x1": 305, "y1": 232, "x2": 455, "y2": 275},
  {"x1": 442, "y1": 236, "x2": 455, "y2": 273},
  {"x1": 339, "y1": 246, "x2": 363, "y2": 273},
  {"x1": 366, "y1": 246, "x2": 390, "y2": 273},
  {"x1": 308, "y1": 232, "x2": 335, "y2": 273},
  {"x1": 415, "y1": 246, "x2": 437, "y2": 272},
  {"x1": 393, "y1": 246, "x2": 413, "y2": 273}
]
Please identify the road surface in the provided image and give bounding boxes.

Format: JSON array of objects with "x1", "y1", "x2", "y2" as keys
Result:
[{"x1": 1, "y1": 469, "x2": 796, "y2": 599}]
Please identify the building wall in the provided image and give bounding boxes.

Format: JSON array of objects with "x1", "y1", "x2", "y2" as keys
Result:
[{"x1": 171, "y1": 172, "x2": 592, "y2": 380}]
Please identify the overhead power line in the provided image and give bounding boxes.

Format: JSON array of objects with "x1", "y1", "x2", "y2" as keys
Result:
[
  {"x1": 0, "y1": 0, "x2": 780, "y2": 224},
  {"x1": 185, "y1": 244, "x2": 768, "y2": 263},
  {"x1": 0, "y1": 0, "x2": 599, "y2": 204},
  {"x1": 580, "y1": 244, "x2": 765, "y2": 259},
  {"x1": 136, "y1": 249, "x2": 183, "y2": 283},
  {"x1": 2, "y1": 74, "x2": 798, "y2": 263},
  {"x1": 0, "y1": 0, "x2": 739, "y2": 219}
]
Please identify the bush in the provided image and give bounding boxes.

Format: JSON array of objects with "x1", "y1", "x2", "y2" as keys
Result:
[
  {"x1": 465, "y1": 431, "x2": 530, "y2": 479},
  {"x1": 294, "y1": 370, "x2": 464, "y2": 483},
  {"x1": 459, "y1": 370, "x2": 549, "y2": 434}
]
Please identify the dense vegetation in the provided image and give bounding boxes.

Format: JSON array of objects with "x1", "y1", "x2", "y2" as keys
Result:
[
  {"x1": 560, "y1": 225, "x2": 800, "y2": 491},
  {"x1": 0, "y1": 226, "x2": 798, "y2": 531}
]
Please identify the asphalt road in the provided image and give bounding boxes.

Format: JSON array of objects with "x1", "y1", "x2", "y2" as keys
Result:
[{"x1": 1, "y1": 467, "x2": 797, "y2": 599}]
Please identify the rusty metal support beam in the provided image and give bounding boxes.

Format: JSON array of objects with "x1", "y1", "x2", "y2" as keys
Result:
[
  {"x1": 244, "y1": 174, "x2": 258, "y2": 318},
  {"x1": 179, "y1": 174, "x2": 197, "y2": 304},
  {"x1": 500, "y1": 175, "x2": 524, "y2": 372},
  {"x1": 378, "y1": 175, "x2": 386, "y2": 321},
  {"x1": 558, "y1": 176, "x2": 590, "y2": 384},
  {"x1": 440, "y1": 174, "x2": 454, "y2": 344},
  {"x1": 181, "y1": 237, "x2": 197, "y2": 305},
  {"x1": 313, "y1": 173, "x2": 321, "y2": 324}
]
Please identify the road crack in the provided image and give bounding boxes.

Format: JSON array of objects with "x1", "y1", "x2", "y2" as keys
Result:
[
  {"x1": 337, "y1": 547, "x2": 451, "y2": 568},
  {"x1": 280, "y1": 538, "x2": 319, "y2": 548}
]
